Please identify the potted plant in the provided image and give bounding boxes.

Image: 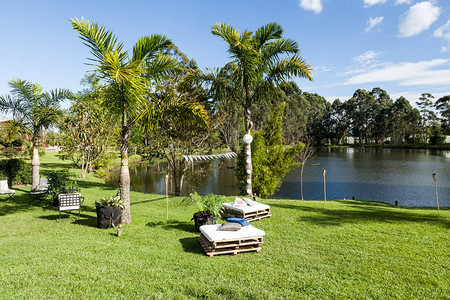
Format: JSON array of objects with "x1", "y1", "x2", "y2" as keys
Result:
[
  {"x1": 95, "y1": 196, "x2": 125, "y2": 229},
  {"x1": 45, "y1": 171, "x2": 78, "y2": 206},
  {"x1": 187, "y1": 192, "x2": 225, "y2": 232}
]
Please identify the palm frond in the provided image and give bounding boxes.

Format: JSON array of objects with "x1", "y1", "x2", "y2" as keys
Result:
[
  {"x1": 70, "y1": 18, "x2": 124, "y2": 67},
  {"x1": 142, "y1": 54, "x2": 180, "y2": 83},
  {"x1": 132, "y1": 34, "x2": 173, "y2": 62},
  {"x1": 254, "y1": 23, "x2": 283, "y2": 48},
  {"x1": 266, "y1": 55, "x2": 313, "y2": 83},
  {"x1": 261, "y1": 38, "x2": 299, "y2": 61}
]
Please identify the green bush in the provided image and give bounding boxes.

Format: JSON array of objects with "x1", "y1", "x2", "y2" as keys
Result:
[
  {"x1": 44, "y1": 171, "x2": 78, "y2": 200},
  {"x1": 0, "y1": 158, "x2": 32, "y2": 186}
]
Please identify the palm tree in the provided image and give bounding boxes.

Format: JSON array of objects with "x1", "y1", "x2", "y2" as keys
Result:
[
  {"x1": 0, "y1": 79, "x2": 71, "y2": 190},
  {"x1": 211, "y1": 22, "x2": 313, "y2": 196},
  {"x1": 70, "y1": 18, "x2": 179, "y2": 224}
]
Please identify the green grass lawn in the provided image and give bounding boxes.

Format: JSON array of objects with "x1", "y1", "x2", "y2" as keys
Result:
[{"x1": 0, "y1": 153, "x2": 448, "y2": 299}]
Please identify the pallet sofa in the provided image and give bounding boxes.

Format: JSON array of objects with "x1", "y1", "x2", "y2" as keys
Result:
[
  {"x1": 199, "y1": 224, "x2": 265, "y2": 257},
  {"x1": 221, "y1": 199, "x2": 271, "y2": 222}
]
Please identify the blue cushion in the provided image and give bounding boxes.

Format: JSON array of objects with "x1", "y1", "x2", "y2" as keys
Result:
[{"x1": 227, "y1": 217, "x2": 250, "y2": 226}]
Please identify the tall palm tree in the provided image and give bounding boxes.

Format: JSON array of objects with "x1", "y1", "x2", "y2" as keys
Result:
[
  {"x1": 211, "y1": 22, "x2": 313, "y2": 196},
  {"x1": 0, "y1": 79, "x2": 71, "y2": 190},
  {"x1": 70, "y1": 18, "x2": 179, "y2": 224}
]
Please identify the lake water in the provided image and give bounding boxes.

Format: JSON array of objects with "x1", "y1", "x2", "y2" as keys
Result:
[{"x1": 107, "y1": 148, "x2": 449, "y2": 207}]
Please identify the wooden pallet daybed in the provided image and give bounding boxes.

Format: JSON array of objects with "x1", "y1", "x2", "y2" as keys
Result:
[
  {"x1": 221, "y1": 201, "x2": 271, "y2": 222},
  {"x1": 199, "y1": 224, "x2": 265, "y2": 257}
]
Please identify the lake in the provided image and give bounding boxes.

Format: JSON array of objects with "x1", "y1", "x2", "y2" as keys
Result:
[{"x1": 106, "y1": 148, "x2": 449, "y2": 207}]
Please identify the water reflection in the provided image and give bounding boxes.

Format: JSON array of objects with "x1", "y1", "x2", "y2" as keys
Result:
[{"x1": 107, "y1": 148, "x2": 449, "y2": 207}]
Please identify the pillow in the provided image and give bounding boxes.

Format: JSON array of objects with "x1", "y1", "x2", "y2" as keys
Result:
[
  {"x1": 227, "y1": 217, "x2": 250, "y2": 226},
  {"x1": 243, "y1": 197, "x2": 256, "y2": 206},
  {"x1": 220, "y1": 222, "x2": 242, "y2": 231},
  {"x1": 232, "y1": 197, "x2": 247, "y2": 207}
]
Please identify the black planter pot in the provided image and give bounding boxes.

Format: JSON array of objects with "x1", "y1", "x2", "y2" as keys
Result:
[
  {"x1": 96, "y1": 205, "x2": 122, "y2": 229},
  {"x1": 192, "y1": 211, "x2": 216, "y2": 233}
]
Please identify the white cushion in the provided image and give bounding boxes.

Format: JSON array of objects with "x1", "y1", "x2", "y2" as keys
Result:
[
  {"x1": 232, "y1": 197, "x2": 247, "y2": 207},
  {"x1": 59, "y1": 205, "x2": 80, "y2": 211},
  {"x1": 200, "y1": 224, "x2": 265, "y2": 242},
  {"x1": 222, "y1": 201, "x2": 270, "y2": 213}
]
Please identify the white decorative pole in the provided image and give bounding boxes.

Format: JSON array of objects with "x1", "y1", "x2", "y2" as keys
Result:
[
  {"x1": 165, "y1": 174, "x2": 169, "y2": 220},
  {"x1": 243, "y1": 134, "x2": 253, "y2": 196},
  {"x1": 433, "y1": 173, "x2": 439, "y2": 211},
  {"x1": 323, "y1": 169, "x2": 327, "y2": 205}
]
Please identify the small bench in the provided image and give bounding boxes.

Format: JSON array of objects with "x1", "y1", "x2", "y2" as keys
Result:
[
  {"x1": 58, "y1": 193, "x2": 84, "y2": 220},
  {"x1": 199, "y1": 224, "x2": 265, "y2": 257}
]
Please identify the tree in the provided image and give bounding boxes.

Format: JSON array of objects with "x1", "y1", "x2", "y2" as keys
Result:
[
  {"x1": 370, "y1": 87, "x2": 393, "y2": 144},
  {"x1": 328, "y1": 99, "x2": 349, "y2": 145},
  {"x1": 211, "y1": 22, "x2": 313, "y2": 196},
  {"x1": 138, "y1": 53, "x2": 209, "y2": 196},
  {"x1": 297, "y1": 137, "x2": 315, "y2": 201},
  {"x1": 435, "y1": 95, "x2": 450, "y2": 134},
  {"x1": 71, "y1": 18, "x2": 179, "y2": 224},
  {"x1": 346, "y1": 89, "x2": 375, "y2": 145},
  {"x1": 60, "y1": 78, "x2": 119, "y2": 178},
  {"x1": 416, "y1": 93, "x2": 437, "y2": 143},
  {"x1": 0, "y1": 79, "x2": 71, "y2": 190}
]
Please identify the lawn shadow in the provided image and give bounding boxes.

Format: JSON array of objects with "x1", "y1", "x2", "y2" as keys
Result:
[
  {"x1": 146, "y1": 220, "x2": 196, "y2": 233},
  {"x1": 39, "y1": 212, "x2": 98, "y2": 227},
  {"x1": 0, "y1": 190, "x2": 54, "y2": 216},
  {"x1": 179, "y1": 237, "x2": 204, "y2": 255},
  {"x1": 131, "y1": 196, "x2": 165, "y2": 206},
  {"x1": 270, "y1": 200, "x2": 450, "y2": 229}
]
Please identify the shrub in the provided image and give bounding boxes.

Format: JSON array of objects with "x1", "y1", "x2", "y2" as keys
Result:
[
  {"x1": 44, "y1": 171, "x2": 78, "y2": 200},
  {"x1": 0, "y1": 158, "x2": 32, "y2": 185},
  {"x1": 183, "y1": 191, "x2": 225, "y2": 219}
]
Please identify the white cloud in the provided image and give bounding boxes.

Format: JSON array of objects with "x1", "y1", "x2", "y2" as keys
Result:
[
  {"x1": 395, "y1": 0, "x2": 411, "y2": 5},
  {"x1": 343, "y1": 58, "x2": 450, "y2": 86},
  {"x1": 299, "y1": 0, "x2": 323, "y2": 14},
  {"x1": 350, "y1": 50, "x2": 382, "y2": 70},
  {"x1": 433, "y1": 20, "x2": 450, "y2": 53},
  {"x1": 364, "y1": 0, "x2": 388, "y2": 7},
  {"x1": 398, "y1": 2, "x2": 440, "y2": 37},
  {"x1": 365, "y1": 16, "x2": 384, "y2": 32}
]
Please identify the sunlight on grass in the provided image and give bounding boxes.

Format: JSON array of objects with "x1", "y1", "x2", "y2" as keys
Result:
[{"x1": 0, "y1": 153, "x2": 448, "y2": 299}]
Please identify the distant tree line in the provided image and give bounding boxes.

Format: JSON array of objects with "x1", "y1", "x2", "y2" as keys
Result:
[{"x1": 211, "y1": 81, "x2": 449, "y2": 147}]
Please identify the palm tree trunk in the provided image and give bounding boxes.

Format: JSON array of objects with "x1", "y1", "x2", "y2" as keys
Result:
[
  {"x1": 31, "y1": 136, "x2": 40, "y2": 191},
  {"x1": 120, "y1": 107, "x2": 131, "y2": 225},
  {"x1": 81, "y1": 153, "x2": 86, "y2": 179},
  {"x1": 244, "y1": 92, "x2": 253, "y2": 197}
]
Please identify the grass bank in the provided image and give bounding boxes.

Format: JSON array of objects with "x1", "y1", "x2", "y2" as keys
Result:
[{"x1": 0, "y1": 153, "x2": 448, "y2": 299}]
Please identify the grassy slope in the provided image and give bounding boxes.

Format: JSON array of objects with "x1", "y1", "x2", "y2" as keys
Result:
[{"x1": 0, "y1": 153, "x2": 448, "y2": 299}]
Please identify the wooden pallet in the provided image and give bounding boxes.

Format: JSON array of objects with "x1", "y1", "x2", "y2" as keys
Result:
[
  {"x1": 199, "y1": 233, "x2": 263, "y2": 257},
  {"x1": 221, "y1": 207, "x2": 271, "y2": 222}
]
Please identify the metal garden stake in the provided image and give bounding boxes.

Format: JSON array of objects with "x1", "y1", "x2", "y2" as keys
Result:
[
  {"x1": 323, "y1": 169, "x2": 327, "y2": 205},
  {"x1": 433, "y1": 173, "x2": 439, "y2": 211}
]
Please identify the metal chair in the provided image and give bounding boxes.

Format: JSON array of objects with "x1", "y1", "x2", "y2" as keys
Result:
[{"x1": 58, "y1": 192, "x2": 85, "y2": 220}]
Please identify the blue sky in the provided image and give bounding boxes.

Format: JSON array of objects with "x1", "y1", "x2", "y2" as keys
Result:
[{"x1": 1, "y1": 0, "x2": 449, "y2": 120}]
